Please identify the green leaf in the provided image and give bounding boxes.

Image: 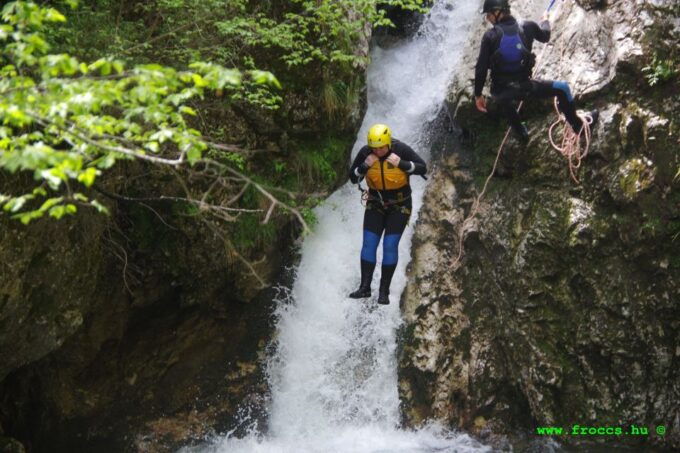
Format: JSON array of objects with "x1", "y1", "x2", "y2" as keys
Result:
[
  {"x1": 180, "y1": 106, "x2": 197, "y2": 116},
  {"x1": 39, "y1": 197, "x2": 64, "y2": 212},
  {"x1": 0, "y1": 25, "x2": 12, "y2": 40},
  {"x1": 4, "y1": 106, "x2": 30, "y2": 127},
  {"x1": 100, "y1": 61, "x2": 111, "y2": 76},
  {"x1": 48, "y1": 205, "x2": 67, "y2": 219},
  {"x1": 92, "y1": 153, "x2": 117, "y2": 169},
  {"x1": 40, "y1": 169, "x2": 63, "y2": 190},
  {"x1": 4, "y1": 195, "x2": 30, "y2": 213},
  {"x1": 191, "y1": 73, "x2": 208, "y2": 87},
  {"x1": 112, "y1": 61, "x2": 124, "y2": 74},
  {"x1": 250, "y1": 70, "x2": 282, "y2": 89},
  {"x1": 187, "y1": 146, "x2": 202, "y2": 164},
  {"x1": 91, "y1": 199, "x2": 109, "y2": 214},
  {"x1": 14, "y1": 211, "x2": 43, "y2": 225},
  {"x1": 32, "y1": 187, "x2": 47, "y2": 196},
  {"x1": 45, "y1": 9, "x2": 67, "y2": 23},
  {"x1": 77, "y1": 167, "x2": 97, "y2": 187},
  {"x1": 145, "y1": 141, "x2": 159, "y2": 153}
]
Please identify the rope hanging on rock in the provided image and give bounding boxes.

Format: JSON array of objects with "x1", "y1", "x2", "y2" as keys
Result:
[
  {"x1": 548, "y1": 99, "x2": 593, "y2": 184},
  {"x1": 452, "y1": 108, "x2": 515, "y2": 269}
]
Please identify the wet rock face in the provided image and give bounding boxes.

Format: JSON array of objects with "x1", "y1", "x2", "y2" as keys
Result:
[
  {"x1": 1, "y1": 292, "x2": 276, "y2": 453},
  {"x1": 400, "y1": 0, "x2": 679, "y2": 450},
  {"x1": 0, "y1": 211, "x2": 109, "y2": 382},
  {"x1": 0, "y1": 181, "x2": 283, "y2": 452},
  {"x1": 372, "y1": 3, "x2": 428, "y2": 48},
  {"x1": 0, "y1": 436, "x2": 25, "y2": 453}
]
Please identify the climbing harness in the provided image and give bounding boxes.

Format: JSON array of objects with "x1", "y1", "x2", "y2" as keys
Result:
[
  {"x1": 453, "y1": 0, "x2": 592, "y2": 268},
  {"x1": 358, "y1": 184, "x2": 411, "y2": 208}
]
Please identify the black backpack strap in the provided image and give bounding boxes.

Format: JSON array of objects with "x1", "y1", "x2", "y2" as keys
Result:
[
  {"x1": 492, "y1": 24, "x2": 504, "y2": 50},
  {"x1": 517, "y1": 21, "x2": 536, "y2": 76},
  {"x1": 517, "y1": 21, "x2": 529, "y2": 50}
]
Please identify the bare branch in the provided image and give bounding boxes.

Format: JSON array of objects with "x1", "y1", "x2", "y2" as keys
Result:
[
  {"x1": 95, "y1": 186, "x2": 262, "y2": 216},
  {"x1": 263, "y1": 201, "x2": 276, "y2": 225},
  {"x1": 227, "y1": 181, "x2": 250, "y2": 206},
  {"x1": 213, "y1": 162, "x2": 310, "y2": 234},
  {"x1": 200, "y1": 177, "x2": 222, "y2": 204},
  {"x1": 203, "y1": 140, "x2": 270, "y2": 156},
  {"x1": 138, "y1": 201, "x2": 179, "y2": 230},
  {"x1": 201, "y1": 218, "x2": 268, "y2": 288}
]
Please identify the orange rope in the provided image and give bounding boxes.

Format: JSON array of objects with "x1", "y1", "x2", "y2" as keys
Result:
[{"x1": 548, "y1": 97, "x2": 593, "y2": 183}]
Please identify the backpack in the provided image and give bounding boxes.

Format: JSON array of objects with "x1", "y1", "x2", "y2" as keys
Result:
[{"x1": 490, "y1": 22, "x2": 535, "y2": 78}]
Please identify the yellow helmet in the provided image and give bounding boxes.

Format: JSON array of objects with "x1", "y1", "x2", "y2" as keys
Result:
[{"x1": 367, "y1": 124, "x2": 392, "y2": 148}]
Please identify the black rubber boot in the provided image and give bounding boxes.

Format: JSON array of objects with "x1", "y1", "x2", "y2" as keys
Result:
[
  {"x1": 349, "y1": 260, "x2": 375, "y2": 299},
  {"x1": 377, "y1": 264, "x2": 396, "y2": 305},
  {"x1": 349, "y1": 286, "x2": 371, "y2": 299}
]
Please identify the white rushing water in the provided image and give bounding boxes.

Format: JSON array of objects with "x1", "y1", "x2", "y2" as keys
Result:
[{"x1": 188, "y1": 1, "x2": 488, "y2": 452}]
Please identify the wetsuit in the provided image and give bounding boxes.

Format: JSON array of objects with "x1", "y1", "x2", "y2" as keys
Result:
[
  {"x1": 349, "y1": 140, "x2": 427, "y2": 299},
  {"x1": 474, "y1": 16, "x2": 585, "y2": 134}
]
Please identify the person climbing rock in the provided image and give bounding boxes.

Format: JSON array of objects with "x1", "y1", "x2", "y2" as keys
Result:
[
  {"x1": 348, "y1": 124, "x2": 426, "y2": 305},
  {"x1": 473, "y1": 0, "x2": 598, "y2": 142}
]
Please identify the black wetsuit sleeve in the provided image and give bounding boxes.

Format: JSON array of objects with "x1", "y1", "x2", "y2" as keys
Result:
[
  {"x1": 349, "y1": 148, "x2": 370, "y2": 184},
  {"x1": 396, "y1": 144, "x2": 427, "y2": 176},
  {"x1": 523, "y1": 20, "x2": 551, "y2": 44},
  {"x1": 474, "y1": 30, "x2": 496, "y2": 97}
]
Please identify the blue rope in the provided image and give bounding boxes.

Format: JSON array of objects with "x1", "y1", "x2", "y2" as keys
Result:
[{"x1": 546, "y1": 0, "x2": 558, "y2": 12}]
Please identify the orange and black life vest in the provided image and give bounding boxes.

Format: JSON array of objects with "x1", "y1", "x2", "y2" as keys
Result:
[
  {"x1": 365, "y1": 159, "x2": 409, "y2": 191},
  {"x1": 349, "y1": 140, "x2": 427, "y2": 204}
]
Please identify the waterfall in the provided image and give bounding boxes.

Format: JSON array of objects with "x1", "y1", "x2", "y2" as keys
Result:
[{"x1": 187, "y1": 1, "x2": 489, "y2": 452}]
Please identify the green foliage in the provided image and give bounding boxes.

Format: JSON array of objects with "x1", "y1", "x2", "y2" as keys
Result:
[
  {"x1": 297, "y1": 139, "x2": 342, "y2": 186},
  {"x1": 45, "y1": 0, "x2": 426, "y2": 95},
  {"x1": 272, "y1": 135, "x2": 353, "y2": 192},
  {"x1": 642, "y1": 3, "x2": 678, "y2": 88},
  {"x1": 642, "y1": 53, "x2": 678, "y2": 86},
  {"x1": 300, "y1": 197, "x2": 321, "y2": 229},
  {"x1": 0, "y1": 1, "x2": 280, "y2": 223},
  {"x1": 232, "y1": 213, "x2": 278, "y2": 251},
  {"x1": 214, "y1": 0, "x2": 428, "y2": 69}
]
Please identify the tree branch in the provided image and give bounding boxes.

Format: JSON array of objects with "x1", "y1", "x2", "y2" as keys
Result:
[{"x1": 29, "y1": 113, "x2": 187, "y2": 167}]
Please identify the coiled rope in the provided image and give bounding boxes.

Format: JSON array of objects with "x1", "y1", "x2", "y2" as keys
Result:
[{"x1": 548, "y1": 98, "x2": 593, "y2": 184}]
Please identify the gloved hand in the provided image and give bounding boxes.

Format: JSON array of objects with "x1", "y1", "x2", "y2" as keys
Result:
[
  {"x1": 364, "y1": 153, "x2": 379, "y2": 167},
  {"x1": 386, "y1": 153, "x2": 401, "y2": 167}
]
